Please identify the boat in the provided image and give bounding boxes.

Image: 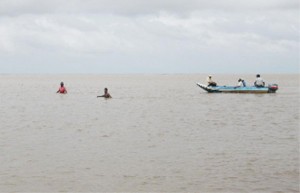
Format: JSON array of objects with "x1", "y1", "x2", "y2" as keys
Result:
[{"x1": 196, "y1": 83, "x2": 278, "y2": 93}]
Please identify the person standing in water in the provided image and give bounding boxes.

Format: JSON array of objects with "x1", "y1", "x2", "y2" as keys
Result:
[
  {"x1": 97, "y1": 88, "x2": 112, "y2": 98},
  {"x1": 56, "y1": 82, "x2": 67, "y2": 94}
]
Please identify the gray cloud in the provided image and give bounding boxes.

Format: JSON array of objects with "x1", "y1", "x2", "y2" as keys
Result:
[
  {"x1": 0, "y1": 0, "x2": 299, "y2": 73},
  {"x1": 0, "y1": 0, "x2": 299, "y2": 16}
]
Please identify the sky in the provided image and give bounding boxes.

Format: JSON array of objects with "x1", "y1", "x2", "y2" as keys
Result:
[{"x1": 0, "y1": 0, "x2": 299, "y2": 74}]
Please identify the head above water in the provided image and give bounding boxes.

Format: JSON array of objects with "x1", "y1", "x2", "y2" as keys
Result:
[
  {"x1": 104, "y1": 88, "x2": 108, "y2": 92},
  {"x1": 60, "y1": 82, "x2": 64, "y2": 86},
  {"x1": 256, "y1": 74, "x2": 260, "y2": 78}
]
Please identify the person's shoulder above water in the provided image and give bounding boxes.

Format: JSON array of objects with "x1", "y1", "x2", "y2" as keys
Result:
[{"x1": 97, "y1": 87, "x2": 112, "y2": 98}]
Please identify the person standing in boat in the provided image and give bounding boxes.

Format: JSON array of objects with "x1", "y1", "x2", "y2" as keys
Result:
[
  {"x1": 254, "y1": 74, "x2": 265, "y2": 87},
  {"x1": 97, "y1": 88, "x2": 112, "y2": 98},
  {"x1": 207, "y1": 75, "x2": 217, "y2": 86},
  {"x1": 56, "y1": 82, "x2": 67, "y2": 94}
]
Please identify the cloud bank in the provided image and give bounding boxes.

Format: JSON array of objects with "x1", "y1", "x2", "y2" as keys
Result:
[{"x1": 0, "y1": 0, "x2": 299, "y2": 73}]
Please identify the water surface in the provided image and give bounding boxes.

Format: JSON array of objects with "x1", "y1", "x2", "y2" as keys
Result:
[{"x1": 0, "y1": 74, "x2": 299, "y2": 192}]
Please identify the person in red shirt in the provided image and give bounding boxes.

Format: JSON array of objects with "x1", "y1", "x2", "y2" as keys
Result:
[{"x1": 56, "y1": 82, "x2": 67, "y2": 94}]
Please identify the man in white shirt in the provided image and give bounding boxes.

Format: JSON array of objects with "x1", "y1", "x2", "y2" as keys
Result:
[
  {"x1": 206, "y1": 75, "x2": 217, "y2": 86},
  {"x1": 234, "y1": 78, "x2": 245, "y2": 88},
  {"x1": 254, "y1": 74, "x2": 265, "y2": 87},
  {"x1": 237, "y1": 79, "x2": 244, "y2": 87}
]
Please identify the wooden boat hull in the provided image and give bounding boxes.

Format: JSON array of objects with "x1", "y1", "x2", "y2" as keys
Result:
[{"x1": 196, "y1": 83, "x2": 278, "y2": 93}]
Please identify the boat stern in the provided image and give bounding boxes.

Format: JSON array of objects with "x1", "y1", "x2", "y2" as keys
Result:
[{"x1": 268, "y1": 84, "x2": 279, "y2": 93}]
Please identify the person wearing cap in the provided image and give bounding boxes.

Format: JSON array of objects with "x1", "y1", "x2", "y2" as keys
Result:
[
  {"x1": 97, "y1": 88, "x2": 112, "y2": 98},
  {"x1": 254, "y1": 74, "x2": 265, "y2": 87},
  {"x1": 56, "y1": 82, "x2": 67, "y2": 94},
  {"x1": 206, "y1": 75, "x2": 217, "y2": 86}
]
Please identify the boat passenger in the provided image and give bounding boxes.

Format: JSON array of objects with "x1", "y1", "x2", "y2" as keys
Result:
[
  {"x1": 97, "y1": 88, "x2": 112, "y2": 98},
  {"x1": 242, "y1": 79, "x2": 246, "y2": 87},
  {"x1": 56, "y1": 82, "x2": 67, "y2": 94},
  {"x1": 254, "y1": 74, "x2": 265, "y2": 87},
  {"x1": 206, "y1": 75, "x2": 217, "y2": 86},
  {"x1": 234, "y1": 78, "x2": 245, "y2": 88},
  {"x1": 237, "y1": 79, "x2": 244, "y2": 87}
]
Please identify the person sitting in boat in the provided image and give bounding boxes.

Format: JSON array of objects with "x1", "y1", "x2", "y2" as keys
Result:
[
  {"x1": 242, "y1": 79, "x2": 246, "y2": 86},
  {"x1": 97, "y1": 88, "x2": 112, "y2": 98},
  {"x1": 56, "y1": 82, "x2": 67, "y2": 94},
  {"x1": 236, "y1": 78, "x2": 244, "y2": 87},
  {"x1": 206, "y1": 75, "x2": 217, "y2": 86},
  {"x1": 237, "y1": 78, "x2": 246, "y2": 87},
  {"x1": 254, "y1": 74, "x2": 265, "y2": 87}
]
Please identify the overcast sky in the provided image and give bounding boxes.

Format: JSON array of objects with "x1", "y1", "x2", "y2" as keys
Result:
[{"x1": 0, "y1": 0, "x2": 299, "y2": 73}]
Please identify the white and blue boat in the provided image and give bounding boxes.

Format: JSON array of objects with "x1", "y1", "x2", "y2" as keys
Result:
[{"x1": 196, "y1": 83, "x2": 278, "y2": 93}]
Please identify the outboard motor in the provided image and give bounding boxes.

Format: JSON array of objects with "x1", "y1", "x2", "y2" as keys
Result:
[{"x1": 268, "y1": 84, "x2": 278, "y2": 93}]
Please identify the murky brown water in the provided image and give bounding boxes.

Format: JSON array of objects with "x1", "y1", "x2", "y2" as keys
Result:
[{"x1": 0, "y1": 74, "x2": 299, "y2": 192}]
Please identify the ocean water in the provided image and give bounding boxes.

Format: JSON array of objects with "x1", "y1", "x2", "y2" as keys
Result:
[{"x1": 0, "y1": 74, "x2": 299, "y2": 192}]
